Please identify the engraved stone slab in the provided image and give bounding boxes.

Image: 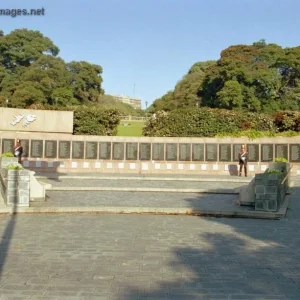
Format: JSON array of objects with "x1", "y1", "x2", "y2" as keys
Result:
[
  {"x1": 261, "y1": 144, "x2": 274, "y2": 162},
  {"x1": 59, "y1": 141, "x2": 71, "y2": 159},
  {"x1": 85, "y1": 142, "x2": 98, "y2": 159},
  {"x1": 192, "y1": 144, "x2": 204, "y2": 161},
  {"x1": 112, "y1": 142, "x2": 124, "y2": 160},
  {"x1": 72, "y1": 141, "x2": 84, "y2": 159},
  {"x1": 21, "y1": 139, "x2": 29, "y2": 158},
  {"x1": 205, "y1": 143, "x2": 217, "y2": 161},
  {"x1": 179, "y1": 144, "x2": 191, "y2": 161},
  {"x1": 139, "y1": 143, "x2": 151, "y2": 160},
  {"x1": 2, "y1": 139, "x2": 14, "y2": 154},
  {"x1": 289, "y1": 144, "x2": 300, "y2": 162},
  {"x1": 45, "y1": 140, "x2": 57, "y2": 159},
  {"x1": 247, "y1": 144, "x2": 259, "y2": 162},
  {"x1": 166, "y1": 143, "x2": 177, "y2": 161},
  {"x1": 126, "y1": 143, "x2": 138, "y2": 160},
  {"x1": 219, "y1": 144, "x2": 231, "y2": 162},
  {"x1": 99, "y1": 142, "x2": 111, "y2": 160},
  {"x1": 31, "y1": 140, "x2": 43, "y2": 158},
  {"x1": 275, "y1": 144, "x2": 288, "y2": 160},
  {"x1": 152, "y1": 143, "x2": 164, "y2": 160}
]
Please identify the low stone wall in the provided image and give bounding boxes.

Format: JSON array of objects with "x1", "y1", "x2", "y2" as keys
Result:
[{"x1": 0, "y1": 169, "x2": 30, "y2": 207}]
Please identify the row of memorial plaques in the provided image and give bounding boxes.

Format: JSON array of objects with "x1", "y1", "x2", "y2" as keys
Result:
[{"x1": 1, "y1": 139, "x2": 300, "y2": 162}]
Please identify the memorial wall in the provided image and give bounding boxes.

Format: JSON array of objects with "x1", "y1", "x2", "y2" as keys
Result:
[{"x1": 1, "y1": 131, "x2": 300, "y2": 175}]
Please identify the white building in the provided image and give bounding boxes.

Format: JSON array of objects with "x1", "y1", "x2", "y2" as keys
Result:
[{"x1": 112, "y1": 95, "x2": 142, "y2": 110}]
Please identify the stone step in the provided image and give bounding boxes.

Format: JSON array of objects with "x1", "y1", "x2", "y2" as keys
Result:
[{"x1": 39, "y1": 178, "x2": 246, "y2": 194}]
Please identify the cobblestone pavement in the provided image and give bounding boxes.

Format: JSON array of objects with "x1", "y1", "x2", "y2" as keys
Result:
[{"x1": 0, "y1": 182, "x2": 299, "y2": 299}]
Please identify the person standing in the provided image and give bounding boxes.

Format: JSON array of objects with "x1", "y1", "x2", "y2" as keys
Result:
[
  {"x1": 14, "y1": 139, "x2": 23, "y2": 165},
  {"x1": 238, "y1": 144, "x2": 248, "y2": 177}
]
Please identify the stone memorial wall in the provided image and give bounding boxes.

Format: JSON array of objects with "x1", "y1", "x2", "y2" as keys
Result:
[{"x1": 0, "y1": 132, "x2": 300, "y2": 175}]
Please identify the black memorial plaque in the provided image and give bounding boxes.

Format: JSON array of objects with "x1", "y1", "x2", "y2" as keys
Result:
[
  {"x1": 30, "y1": 140, "x2": 43, "y2": 158},
  {"x1": 85, "y1": 142, "x2": 98, "y2": 159},
  {"x1": 233, "y1": 144, "x2": 243, "y2": 162},
  {"x1": 21, "y1": 139, "x2": 29, "y2": 158},
  {"x1": 192, "y1": 144, "x2": 204, "y2": 161},
  {"x1": 289, "y1": 144, "x2": 300, "y2": 162},
  {"x1": 152, "y1": 143, "x2": 164, "y2": 160},
  {"x1": 219, "y1": 144, "x2": 231, "y2": 162},
  {"x1": 275, "y1": 144, "x2": 288, "y2": 160},
  {"x1": 126, "y1": 143, "x2": 138, "y2": 160},
  {"x1": 261, "y1": 144, "x2": 274, "y2": 162},
  {"x1": 2, "y1": 139, "x2": 14, "y2": 154},
  {"x1": 72, "y1": 141, "x2": 84, "y2": 159},
  {"x1": 247, "y1": 144, "x2": 259, "y2": 162},
  {"x1": 45, "y1": 140, "x2": 57, "y2": 158},
  {"x1": 112, "y1": 142, "x2": 124, "y2": 160},
  {"x1": 166, "y1": 143, "x2": 177, "y2": 161},
  {"x1": 139, "y1": 143, "x2": 151, "y2": 160},
  {"x1": 99, "y1": 142, "x2": 111, "y2": 160},
  {"x1": 59, "y1": 141, "x2": 71, "y2": 159},
  {"x1": 205, "y1": 143, "x2": 217, "y2": 161},
  {"x1": 179, "y1": 144, "x2": 191, "y2": 161}
]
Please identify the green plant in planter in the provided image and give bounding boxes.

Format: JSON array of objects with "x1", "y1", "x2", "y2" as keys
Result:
[
  {"x1": 6, "y1": 164, "x2": 23, "y2": 170},
  {"x1": 1, "y1": 152, "x2": 14, "y2": 158},
  {"x1": 275, "y1": 157, "x2": 288, "y2": 163},
  {"x1": 264, "y1": 169, "x2": 281, "y2": 174}
]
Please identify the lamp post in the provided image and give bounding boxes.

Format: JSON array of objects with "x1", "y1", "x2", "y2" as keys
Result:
[{"x1": 5, "y1": 99, "x2": 8, "y2": 107}]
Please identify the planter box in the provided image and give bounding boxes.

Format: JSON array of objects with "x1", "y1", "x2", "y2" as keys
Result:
[{"x1": 0, "y1": 157, "x2": 18, "y2": 168}]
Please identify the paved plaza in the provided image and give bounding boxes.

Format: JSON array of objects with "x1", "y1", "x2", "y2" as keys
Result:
[{"x1": 0, "y1": 176, "x2": 299, "y2": 299}]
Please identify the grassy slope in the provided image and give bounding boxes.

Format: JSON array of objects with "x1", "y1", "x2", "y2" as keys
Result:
[{"x1": 117, "y1": 121, "x2": 144, "y2": 137}]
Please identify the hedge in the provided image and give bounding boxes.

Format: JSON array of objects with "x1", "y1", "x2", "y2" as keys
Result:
[
  {"x1": 27, "y1": 104, "x2": 121, "y2": 136},
  {"x1": 143, "y1": 108, "x2": 299, "y2": 137}
]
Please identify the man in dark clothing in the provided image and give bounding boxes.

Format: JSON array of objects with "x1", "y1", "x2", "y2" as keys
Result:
[{"x1": 238, "y1": 144, "x2": 248, "y2": 177}]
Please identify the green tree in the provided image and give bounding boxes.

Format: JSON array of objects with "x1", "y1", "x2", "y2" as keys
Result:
[
  {"x1": 67, "y1": 61, "x2": 104, "y2": 103},
  {"x1": 216, "y1": 80, "x2": 243, "y2": 109},
  {"x1": 0, "y1": 29, "x2": 59, "y2": 69}
]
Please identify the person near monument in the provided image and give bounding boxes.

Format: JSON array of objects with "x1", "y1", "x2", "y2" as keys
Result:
[
  {"x1": 14, "y1": 139, "x2": 23, "y2": 164},
  {"x1": 238, "y1": 144, "x2": 248, "y2": 177}
]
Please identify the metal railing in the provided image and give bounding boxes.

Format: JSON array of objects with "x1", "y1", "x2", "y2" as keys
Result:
[{"x1": 120, "y1": 116, "x2": 150, "y2": 121}]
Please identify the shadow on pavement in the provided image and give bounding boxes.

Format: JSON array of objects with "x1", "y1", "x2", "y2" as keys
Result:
[
  {"x1": 0, "y1": 179, "x2": 17, "y2": 279},
  {"x1": 121, "y1": 183, "x2": 300, "y2": 299}
]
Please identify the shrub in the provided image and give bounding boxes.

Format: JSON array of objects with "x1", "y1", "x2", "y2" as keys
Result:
[
  {"x1": 6, "y1": 163, "x2": 23, "y2": 170},
  {"x1": 1, "y1": 152, "x2": 14, "y2": 157},
  {"x1": 275, "y1": 157, "x2": 288, "y2": 163},
  {"x1": 143, "y1": 108, "x2": 276, "y2": 137},
  {"x1": 22, "y1": 105, "x2": 121, "y2": 136}
]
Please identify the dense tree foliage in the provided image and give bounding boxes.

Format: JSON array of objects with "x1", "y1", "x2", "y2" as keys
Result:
[
  {"x1": 150, "y1": 61, "x2": 216, "y2": 112},
  {"x1": 150, "y1": 40, "x2": 300, "y2": 113},
  {"x1": 0, "y1": 29, "x2": 104, "y2": 108}
]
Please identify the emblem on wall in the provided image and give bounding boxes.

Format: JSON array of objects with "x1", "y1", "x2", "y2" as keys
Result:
[{"x1": 10, "y1": 114, "x2": 37, "y2": 127}]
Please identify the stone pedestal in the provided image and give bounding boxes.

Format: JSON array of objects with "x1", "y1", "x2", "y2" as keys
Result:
[
  {"x1": 1, "y1": 169, "x2": 30, "y2": 207},
  {"x1": 254, "y1": 162, "x2": 290, "y2": 212}
]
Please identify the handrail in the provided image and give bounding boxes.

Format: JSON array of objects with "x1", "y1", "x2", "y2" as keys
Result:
[{"x1": 281, "y1": 165, "x2": 293, "y2": 185}]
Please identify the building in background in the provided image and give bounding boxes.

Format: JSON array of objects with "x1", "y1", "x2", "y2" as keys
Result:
[{"x1": 112, "y1": 95, "x2": 142, "y2": 110}]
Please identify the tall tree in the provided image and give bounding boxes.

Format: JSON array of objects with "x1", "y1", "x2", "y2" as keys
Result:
[
  {"x1": 67, "y1": 61, "x2": 104, "y2": 103},
  {"x1": 0, "y1": 29, "x2": 59, "y2": 69}
]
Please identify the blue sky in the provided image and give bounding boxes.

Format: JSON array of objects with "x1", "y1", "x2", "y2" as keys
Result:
[{"x1": 1, "y1": 0, "x2": 299, "y2": 108}]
